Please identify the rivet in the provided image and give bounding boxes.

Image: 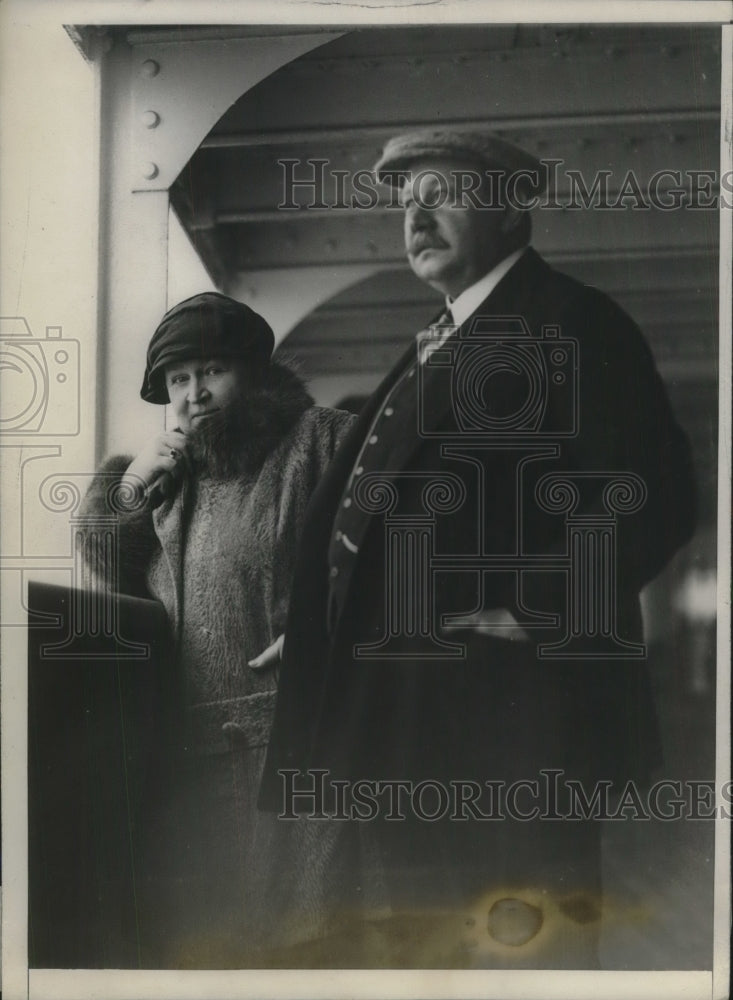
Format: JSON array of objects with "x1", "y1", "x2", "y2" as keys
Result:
[
  {"x1": 142, "y1": 162, "x2": 159, "y2": 180},
  {"x1": 142, "y1": 110, "x2": 160, "y2": 129},
  {"x1": 141, "y1": 59, "x2": 160, "y2": 78}
]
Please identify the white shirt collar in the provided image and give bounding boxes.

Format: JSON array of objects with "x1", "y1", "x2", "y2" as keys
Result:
[{"x1": 446, "y1": 247, "x2": 527, "y2": 328}]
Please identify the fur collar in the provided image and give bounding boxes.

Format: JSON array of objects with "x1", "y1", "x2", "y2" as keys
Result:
[{"x1": 186, "y1": 361, "x2": 314, "y2": 478}]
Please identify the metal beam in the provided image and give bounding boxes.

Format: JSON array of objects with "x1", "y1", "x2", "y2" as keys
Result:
[
  {"x1": 202, "y1": 109, "x2": 720, "y2": 151},
  {"x1": 211, "y1": 37, "x2": 720, "y2": 136},
  {"x1": 220, "y1": 207, "x2": 718, "y2": 270},
  {"x1": 229, "y1": 243, "x2": 717, "y2": 274},
  {"x1": 128, "y1": 31, "x2": 345, "y2": 192}
]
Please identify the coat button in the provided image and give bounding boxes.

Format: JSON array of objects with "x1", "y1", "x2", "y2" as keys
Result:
[
  {"x1": 343, "y1": 497, "x2": 352, "y2": 508},
  {"x1": 330, "y1": 566, "x2": 339, "y2": 578}
]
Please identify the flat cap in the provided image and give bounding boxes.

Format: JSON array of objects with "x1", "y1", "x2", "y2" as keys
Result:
[
  {"x1": 374, "y1": 128, "x2": 545, "y2": 193},
  {"x1": 141, "y1": 292, "x2": 275, "y2": 404}
]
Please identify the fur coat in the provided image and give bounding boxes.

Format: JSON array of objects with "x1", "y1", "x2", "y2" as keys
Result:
[{"x1": 78, "y1": 373, "x2": 356, "y2": 967}]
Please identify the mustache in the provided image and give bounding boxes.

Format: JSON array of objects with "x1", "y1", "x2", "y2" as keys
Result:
[{"x1": 409, "y1": 232, "x2": 448, "y2": 255}]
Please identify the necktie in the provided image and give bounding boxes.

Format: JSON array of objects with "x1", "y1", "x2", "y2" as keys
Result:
[{"x1": 419, "y1": 307, "x2": 455, "y2": 364}]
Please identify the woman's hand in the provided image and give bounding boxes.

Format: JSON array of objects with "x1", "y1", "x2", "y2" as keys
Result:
[
  {"x1": 121, "y1": 430, "x2": 188, "y2": 502},
  {"x1": 248, "y1": 633, "x2": 284, "y2": 671}
]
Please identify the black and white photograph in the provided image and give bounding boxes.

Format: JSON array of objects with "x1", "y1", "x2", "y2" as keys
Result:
[{"x1": 0, "y1": 2, "x2": 730, "y2": 998}]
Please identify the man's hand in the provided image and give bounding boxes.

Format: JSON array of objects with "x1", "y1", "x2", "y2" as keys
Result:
[
  {"x1": 444, "y1": 608, "x2": 531, "y2": 642},
  {"x1": 249, "y1": 633, "x2": 285, "y2": 670}
]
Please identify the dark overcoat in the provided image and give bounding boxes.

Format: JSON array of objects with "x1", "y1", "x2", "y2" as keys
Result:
[{"x1": 261, "y1": 248, "x2": 696, "y2": 816}]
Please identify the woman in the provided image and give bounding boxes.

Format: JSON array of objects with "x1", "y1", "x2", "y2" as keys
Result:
[{"x1": 79, "y1": 292, "x2": 355, "y2": 966}]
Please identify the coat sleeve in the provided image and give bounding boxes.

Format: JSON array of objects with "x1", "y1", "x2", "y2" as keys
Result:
[
  {"x1": 564, "y1": 291, "x2": 695, "y2": 586},
  {"x1": 76, "y1": 455, "x2": 160, "y2": 599},
  {"x1": 269, "y1": 407, "x2": 358, "y2": 636},
  {"x1": 517, "y1": 288, "x2": 696, "y2": 622}
]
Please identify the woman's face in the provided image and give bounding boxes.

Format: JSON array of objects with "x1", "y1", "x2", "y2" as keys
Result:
[{"x1": 164, "y1": 356, "x2": 243, "y2": 433}]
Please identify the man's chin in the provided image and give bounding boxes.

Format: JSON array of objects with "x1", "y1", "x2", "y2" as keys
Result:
[{"x1": 409, "y1": 256, "x2": 451, "y2": 293}]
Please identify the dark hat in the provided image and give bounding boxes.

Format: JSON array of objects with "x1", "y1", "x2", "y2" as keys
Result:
[
  {"x1": 141, "y1": 292, "x2": 275, "y2": 404},
  {"x1": 373, "y1": 128, "x2": 545, "y2": 193}
]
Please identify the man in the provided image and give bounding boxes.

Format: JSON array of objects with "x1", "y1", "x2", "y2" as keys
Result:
[{"x1": 259, "y1": 131, "x2": 696, "y2": 967}]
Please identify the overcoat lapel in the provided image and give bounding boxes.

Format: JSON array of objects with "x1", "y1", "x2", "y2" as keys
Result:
[
  {"x1": 296, "y1": 324, "x2": 433, "y2": 547},
  {"x1": 320, "y1": 341, "x2": 415, "y2": 497},
  {"x1": 373, "y1": 248, "x2": 548, "y2": 476},
  {"x1": 326, "y1": 249, "x2": 548, "y2": 633}
]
